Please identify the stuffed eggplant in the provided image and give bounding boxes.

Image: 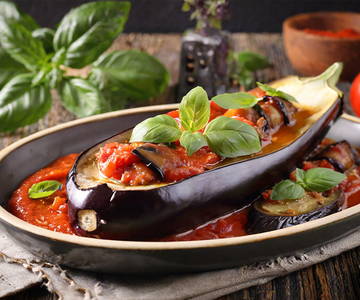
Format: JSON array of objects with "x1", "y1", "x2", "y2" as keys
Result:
[
  {"x1": 66, "y1": 63, "x2": 343, "y2": 240},
  {"x1": 247, "y1": 139, "x2": 359, "y2": 234}
]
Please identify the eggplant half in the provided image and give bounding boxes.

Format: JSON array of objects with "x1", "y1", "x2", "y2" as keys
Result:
[
  {"x1": 247, "y1": 190, "x2": 345, "y2": 234},
  {"x1": 66, "y1": 63, "x2": 344, "y2": 241}
]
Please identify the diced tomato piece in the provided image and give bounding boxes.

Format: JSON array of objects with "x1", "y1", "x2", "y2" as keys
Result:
[
  {"x1": 230, "y1": 116, "x2": 256, "y2": 127},
  {"x1": 210, "y1": 100, "x2": 227, "y2": 121},
  {"x1": 96, "y1": 143, "x2": 141, "y2": 180}
]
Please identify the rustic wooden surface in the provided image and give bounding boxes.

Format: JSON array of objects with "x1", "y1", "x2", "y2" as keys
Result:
[{"x1": 1, "y1": 33, "x2": 359, "y2": 300}]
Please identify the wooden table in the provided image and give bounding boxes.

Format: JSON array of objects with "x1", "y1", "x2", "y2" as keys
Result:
[{"x1": 2, "y1": 33, "x2": 360, "y2": 300}]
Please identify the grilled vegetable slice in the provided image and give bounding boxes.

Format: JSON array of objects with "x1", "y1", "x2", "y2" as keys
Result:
[
  {"x1": 312, "y1": 141, "x2": 360, "y2": 172},
  {"x1": 247, "y1": 190, "x2": 345, "y2": 234}
]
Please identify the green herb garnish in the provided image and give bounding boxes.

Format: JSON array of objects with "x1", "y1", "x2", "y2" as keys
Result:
[
  {"x1": 270, "y1": 167, "x2": 347, "y2": 201},
  {"x1": 130, "y1": 86, "x2": 262, "y2": 157},
  {"x1": 0, "y1": 1, "x2": 170, "y2": 133},
  {"x1": 256, "y1": 82, "x2": 297, "y2": 103},
  {"x1": 28, "y1": 180, "x2": 62, "y2": 199},
  {"x1": 212, "y1": 82, "x2": 297, "y2": 110}
]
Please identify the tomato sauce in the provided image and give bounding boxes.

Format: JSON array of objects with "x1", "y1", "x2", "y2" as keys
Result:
[
  {"x1": 8, "y1": 154, "x2": 78, "y2": 235},
  {"x1": 7, "y1": 150, "x2": 360, "y2": 240}
]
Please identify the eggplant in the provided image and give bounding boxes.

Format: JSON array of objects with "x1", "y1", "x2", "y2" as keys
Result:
[
  {"x1": 312, "y1": 140, "x2": 360, "y2": 172},
  {"x1": 247, "y1": 190, "x2": 345, "y2": 234},
  {"x1": 66, "y1": 63, "x2": 344, "y2": 240}
]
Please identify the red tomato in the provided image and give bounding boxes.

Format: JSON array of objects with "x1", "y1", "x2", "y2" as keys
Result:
[{"x1": 350, "y1": 73, "x2": 360, "y2": 117}]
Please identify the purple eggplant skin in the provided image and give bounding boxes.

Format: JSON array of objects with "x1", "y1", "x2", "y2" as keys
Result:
[
  {"x1": 247, "y1": 190, "x2": 345, "y2": 234},
  {"x1": 66, "y1": 96, "x2": 343, "y2": 241},
  {"x1": 313, "y1": 140, "x2": 360, "y2": 172}
]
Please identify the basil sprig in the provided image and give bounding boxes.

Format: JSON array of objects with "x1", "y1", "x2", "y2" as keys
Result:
[
  {"x1": 130, "y1": 86, "x2": 261, "y2": 157},
  {"x1": 270, "y1": 167, "x2": 347, "y2": 201},
  {"x1": 212, "y1": 82, "x2": 297, "y2": 111},
  {"x1": 256, "y1": 82, "x2": 297, "y2": 103},
  {"x1": 28, "y1": 180, "x2": 62, "y2": 199},
  {"x1": 0, "y1": 1, "x2": 170, "y2": 133}
]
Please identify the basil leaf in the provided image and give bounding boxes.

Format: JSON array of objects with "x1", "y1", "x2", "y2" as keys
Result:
[
  {"x1": 270, "y1": 180, "x2": 305, "y2": 201},
  {"x1": 47, "y1": 67, "x2": 64, "y2": 90},
  {"x1": 130, "y1": 115, "x2": 183, "y2": 143},
  {"x1": 238, "y1": 51, "x2": 269, "y2": 72},
  {"x1": 0, "y1": 47, "x2": 27, "y2": 89},
  {"x1": 0, "y1": 16, "x2": 46, "y2": 71},
  {"x1": 32, "y1": 28, "x2": 55, "y2": 54},
  {"x1": 256, "y1": 82, "x2": 298, "y2": 103},
  {"x1": 28, "y1": 180, "x2": 62, "y2": 199},
  {"x1": 0, "y1": 1, "x2": 39, "y2": 31},
  {"x1": 53, "y1": 1, "x2": 131, "y2": 68},
  {"x1": 179, "y1": 86, "x2": 210, "y2": 132},
  {"x1": 91, "y1": 50, "x2": 170, "y2": 101},
  {"x1": 0, "y1": 73, "x2": 52, "y2": 133},
  {"x1": 303, "y1": 167, "x2": 347, "y2": 192},
  {"x1": 203, "y1": 116, "x2": 261, "y2": 157},
  {"x1": 100, "y1": 85, "x2": 128, "y2": 111},
  {"x1": 212, "y1": 92, "x2": 259, "y2": 109},
  {"x1": 295, "y1": 168, "x2": 305, "y2": 187},
  {"x1": 57, "y1": 77, "x2": 111, "y2": 117},
  {"x1": 180, "y1": 131, "x2": 207, "y2": 156}
]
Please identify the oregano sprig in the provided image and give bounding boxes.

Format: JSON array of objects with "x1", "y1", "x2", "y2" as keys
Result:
[
  {"x1": 212, "y1": 82, "x2": 297, "y2": 110},
  {"x1": 130, "y1": 86, "x2": 262, "y2": 157},
  {"x1": 270, "y1": 167, "x2": 347, "y2": 201}
]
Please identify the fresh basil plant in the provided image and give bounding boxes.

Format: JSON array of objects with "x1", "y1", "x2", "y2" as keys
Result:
[
  {"x1": 130, "y1": 86, "x2": 262, "y2": 157},
  {"x1": 0, "y1": 1, "x2": 170, "y2": 133}
]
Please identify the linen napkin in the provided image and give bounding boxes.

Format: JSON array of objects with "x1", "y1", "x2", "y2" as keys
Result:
[{"x1": 1, "y1": 226, "x2": 360, "y2": 300}]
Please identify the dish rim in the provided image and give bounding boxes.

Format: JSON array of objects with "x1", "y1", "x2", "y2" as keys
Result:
[{"x1": 1, "y1": 106, "x2": 360, "y2": 251}]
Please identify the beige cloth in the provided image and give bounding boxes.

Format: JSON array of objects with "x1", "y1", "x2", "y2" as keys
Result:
[{"x1": 1, "y1": 227, "x2": 360, "y2": 300}]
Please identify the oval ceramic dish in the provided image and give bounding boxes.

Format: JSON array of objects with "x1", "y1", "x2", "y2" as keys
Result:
[{"x1": 0, "y1": 106, "x2": 360, "y2": 274}]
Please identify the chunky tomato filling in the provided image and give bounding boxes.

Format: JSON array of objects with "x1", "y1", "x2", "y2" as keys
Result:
[
  {"x1": 96, "y1": 142, "x2": 221, "y2": 185},
  {"x1": 95, "y1": 98, "x2": 289, "y2": 186}
]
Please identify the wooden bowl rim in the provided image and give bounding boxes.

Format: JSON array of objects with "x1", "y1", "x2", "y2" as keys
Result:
[{"x1": 283, "y1": 11, "x2": 360, "y2": 41}]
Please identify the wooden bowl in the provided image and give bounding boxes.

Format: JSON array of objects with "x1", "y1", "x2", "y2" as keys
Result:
[{"x1": 283, "y1": 12, "x2": 360, "y2": 81}]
